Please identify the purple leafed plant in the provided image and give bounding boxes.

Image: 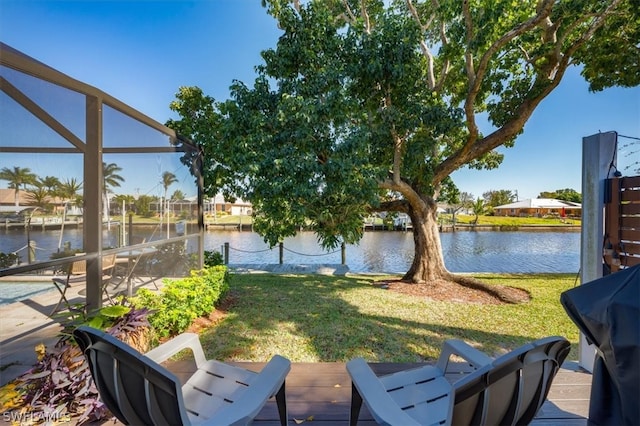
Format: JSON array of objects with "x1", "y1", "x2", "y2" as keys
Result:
[{"x1": 5, "y1": 307, "x2": 151, "y2": 424}]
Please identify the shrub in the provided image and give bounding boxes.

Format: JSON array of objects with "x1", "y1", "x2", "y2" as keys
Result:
[
  {"x1": 133, "y1": 266, "x2": 229, "y2": 338},
  {"x1": 0, "y1": 252, "x2": 19, "y2": 268},
  {"x1": 204, "y1": 250, "x2": 224, "y2": 266}
]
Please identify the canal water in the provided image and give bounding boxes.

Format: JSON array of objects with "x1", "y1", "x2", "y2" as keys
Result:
[{"x1": 1, "y1": 227, "x2": 580, "y2": 274}]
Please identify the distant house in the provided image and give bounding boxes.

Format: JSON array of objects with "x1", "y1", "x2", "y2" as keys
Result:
[
  {"x1": 0, "y1": 189, "x2": 80, "y2": 216},
  {"x1": 0, "y1": 188, "x2": 30, "y2": 214},
  {"x1": 204, "y1": 195, "x2": 253, "y2": 217},
  {"x1": 493, "y1": 198, "x2": 581, "y2": 218}
]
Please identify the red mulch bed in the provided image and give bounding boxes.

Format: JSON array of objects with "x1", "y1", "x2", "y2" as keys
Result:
[{"x1": 376, "y1": 279, "x2": 531, "y2": 305}]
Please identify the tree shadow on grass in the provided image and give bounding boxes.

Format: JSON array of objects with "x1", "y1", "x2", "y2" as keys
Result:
[{"x1": 198, "y1": 274, "x2": 567, "y2": 362}]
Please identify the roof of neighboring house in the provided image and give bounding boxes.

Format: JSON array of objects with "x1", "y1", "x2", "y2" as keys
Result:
[
  {"x1": 0, "y1": 188, "x2": 30, "y2": 206},
  {"x1": 494, "y1": 198, "x2": 582, "y2": 210},
  {"x1": 0, "y1": 188, "x2": 64, "y2": 206}
]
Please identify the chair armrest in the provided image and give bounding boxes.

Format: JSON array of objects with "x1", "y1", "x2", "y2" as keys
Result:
[
  {"x1": 145, "y1": 332, "x2": 207, "y2": 367},
  {"x1": 346, "y1": 358, "x2": 422, "y2": 426},
  {"x1": 436, "y1": 339, "x2": 493, "y2": 372},
  {"x1": 204, "y1": 355, "x2": 291, "y2": 425}
]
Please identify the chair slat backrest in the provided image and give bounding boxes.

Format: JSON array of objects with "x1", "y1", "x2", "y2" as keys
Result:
[
  {"x1": 451, "y1": 336, "x2": 570, "y2": 426},
  {"x1": 70, "y1": 259, "x2": 87, "y2": 275},
  {"x1": 102, "y1": 253, "x2": 117, "y2": 271},
  {"x1": 74, "y1": 326, "x2": 190, "y2": 426}
]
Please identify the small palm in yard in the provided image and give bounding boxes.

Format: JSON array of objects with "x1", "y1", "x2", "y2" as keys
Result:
[{"x1": 198, "y1": 273, "x2": 580, "y2": 363}]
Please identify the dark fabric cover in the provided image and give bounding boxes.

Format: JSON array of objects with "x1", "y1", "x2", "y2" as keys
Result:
[{"x1": 560, "y1": 264, "x2": 640, "y2": 426}]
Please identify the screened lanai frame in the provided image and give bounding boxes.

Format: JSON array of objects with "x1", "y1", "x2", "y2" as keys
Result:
[{"x1": 0, "y1": 43, "x2": 204, "y2": 311}]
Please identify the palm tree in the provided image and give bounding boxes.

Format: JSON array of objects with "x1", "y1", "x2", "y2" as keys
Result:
[
  {"x1": 26, "y1": 184, "x2": 52, "y2": 212},
  {"x1": 171, "y1": 189, "x2": 185, "y2": 201},
  {"x1": 102, "y1": 162, "x2": 124, "y2": 224},
  {"x1": 56, "y1": 178, "x2": 83, "y2": 251},
  {"x1": 37, "y1": 176, "x2": 61, "y2": 214},
  {"x1": 112, "y1": 194, "x2": 135, "y2": 214},
  {"x1": 0, "y1": 166, "x2": 37, "y2": 211},
  {"x1": 161, "y1": 171, "x2": 177, "y2": 237},
  {"x1": 472, "y1": 198, "x2": 486, "y2": 226},
  {"x1": 39, "y1": 176, "x2": 61, "y2": 195},
  {"x1": 57, "y1": 178, "x2": 83, "y2": 214}
]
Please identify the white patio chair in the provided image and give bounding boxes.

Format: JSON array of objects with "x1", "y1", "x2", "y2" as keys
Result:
[
  {"x1": 347, "y1": 336, "x2": 570, "y2": 425},
  {"x1": 73, "y1": 326, "x2": 291, "y2": 425}
]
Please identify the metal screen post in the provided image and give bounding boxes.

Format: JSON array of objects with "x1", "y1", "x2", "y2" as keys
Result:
[{"x1": 84, "y1": 94, "x2": 103, "y2": 312}]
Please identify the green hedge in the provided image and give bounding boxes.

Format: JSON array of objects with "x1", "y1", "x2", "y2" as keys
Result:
[{"x1": 133, "y1": 265, "x2": 229, "y2": 338}]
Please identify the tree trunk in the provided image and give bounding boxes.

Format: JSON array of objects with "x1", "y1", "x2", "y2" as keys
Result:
[
  {"x1": 401, "y1": 200, "x2": 525, "y2": 303},
  {"x1": 402, "y1": 202, "x2": 450, "y2": 283}
]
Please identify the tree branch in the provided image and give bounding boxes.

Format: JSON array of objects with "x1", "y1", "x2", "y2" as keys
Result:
[
  {"x1": 435, "y1": 19, "x2": 451, "y2": 89},
  {"x1": 361, "y1": 0, "x2": 371, "y2": 34},
  {"x1": 374, "y1": 198, "x2": 410, "y2": 213},
  {"x1": 456, "y1": 0, "x2": 555, "y2": 167},
  {"x1": 341, "y1": 0, "x2": 356, "y2": 23},
  {"x1": 462, "y1": 0, "x2": 476, "y2": 83},
  {"x1": 433, "y1": 0, "x2": 619, "y2": 184},
  {"x1": 379, "y1": 177, "x2": 425, "y2": 211},
  {"x1": 407, "y1": 0, "x2": 449, "y2": 91}
]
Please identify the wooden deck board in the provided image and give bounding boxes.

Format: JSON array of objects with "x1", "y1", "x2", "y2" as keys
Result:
[{"x1": 166, "y1": 360, "x2": 592, "y2": 425}]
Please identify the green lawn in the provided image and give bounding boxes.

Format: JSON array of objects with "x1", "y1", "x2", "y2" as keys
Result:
[
  {"x1": 198, "y1": 273, "x2": 580, "y2": 363},
  {"x1": 451, "y1": 214, "x2": 580, "y2": 226}
]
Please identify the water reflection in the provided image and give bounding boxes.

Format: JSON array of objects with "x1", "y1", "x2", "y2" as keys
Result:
[{"x1": 0, "y1": 228, "x2": 580, "y2": 274}]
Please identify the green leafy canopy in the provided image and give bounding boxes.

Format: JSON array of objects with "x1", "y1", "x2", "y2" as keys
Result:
[{"x1": 167, "y1": 0, "x2": 637, "y2": 256}]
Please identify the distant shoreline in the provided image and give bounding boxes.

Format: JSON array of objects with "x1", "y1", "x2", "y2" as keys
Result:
[
  {"x1": 1, "y1": 219, "x2": 581, "y2": 233},
  {"x1": 437, "y1": 223, "x2": 580, "y2": 232}
]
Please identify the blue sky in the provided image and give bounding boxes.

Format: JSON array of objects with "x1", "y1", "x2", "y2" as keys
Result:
[{"x1": 1, "y1": 0, "x2": 639, "y2": 200}]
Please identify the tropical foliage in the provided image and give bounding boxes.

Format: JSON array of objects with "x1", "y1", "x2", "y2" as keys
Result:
[
  {"x1": 161, "y1": 171, "x2": 178, "y2": 236},
  {"x1": 539, "y1": 188, "x2": 582, "y2": 203},
  {"x1": 483, "y1": 189, "x2": 517, "y2": 208},
  {"x1": 102, "y1": 162, "x2": 124, "y2": 223},
  {"x1": 0, "y1": 306, "x2": 150, "y2": 424},
  {"x1": 0, "y1": 166, "x2": 37, "y2": 209}
]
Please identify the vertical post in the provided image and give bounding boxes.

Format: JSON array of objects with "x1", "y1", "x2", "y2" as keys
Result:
[
  {"x1": 224, "y1": 242, "x2": 229, "y2": 264},
  {"x1": 580, "y1": 131, "x2": 617, "y2": 372},
  {"x1": 341, "y1": 242, "x2": 346, "y2": 265},
  {"x1": 279, "y1": 242, "x2": 284, "y2": 264},
  {"x1": 84, "y1": 94, "x2": 103, "y2": 312},
  {"x1": 28, "y1": 240, "x2": 36, "y2": 264},
  {"x1": 128, "y1": 213, "x2": 133, "y2": 246},
  {"x1": 121, "y1": 199, "x2": 126, "y2": 247}
]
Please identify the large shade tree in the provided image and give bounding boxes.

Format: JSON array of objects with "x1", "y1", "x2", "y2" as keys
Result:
[{"x1": 167, "y1": 0, "x2": 638, "y2": 295}]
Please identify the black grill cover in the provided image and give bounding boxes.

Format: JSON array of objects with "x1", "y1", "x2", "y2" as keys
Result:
[{"x1": 560, "y1": 264, "x2": 640, "y2": 425}]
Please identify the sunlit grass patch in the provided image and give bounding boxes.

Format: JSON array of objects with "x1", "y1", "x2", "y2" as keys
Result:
[{"x1": 198, "y1": 273, "x2": 580, "y2": 362}]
